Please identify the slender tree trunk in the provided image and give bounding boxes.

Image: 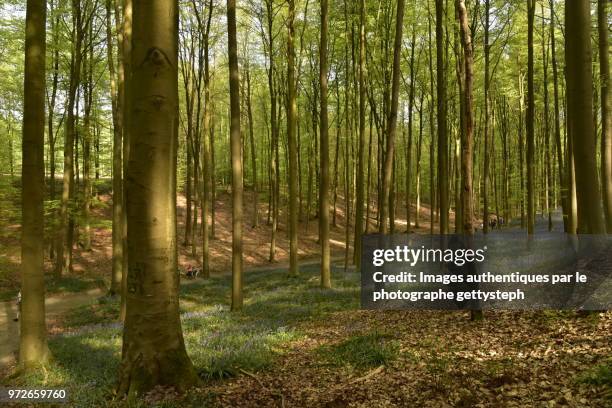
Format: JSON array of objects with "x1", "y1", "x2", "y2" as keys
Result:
[
  {"x1": 20, "y1": 0, "x2": 50, "y2": 368},
  {"x1": 550, "y1": 0, "x2": 566, "y2": 231},
  {"x1": 526, "y1": 0, "x2": 536, "y2": 234},
  {"x1": 81, "y1": 24, "x2": 94, "y2": 252},
  {"x1": 436, "y1": 0, "x2": 449, "y2": 234},
  {"x1": 266, "y1": 0, "x2": 278, "y2": 262},
  {"x1": 406, "y1": 23, "x2": 417, "y2": 232},
  {"x1": 47, "y1": 0, "x2": 59, "y2": 203},
  {"x1": 246, "y1": 65, "x2": 258, "y2": 228},
  {"x1": 287, "y1": 0, "x2": 299, "y2": 275},
  {"x1": 566, "y1": 0, "x2": 605, "y2": 234},
  {"x1": 415, "y1": 92, "x2": 424, "y2": 228},
  {"x1": 428, "y1": 7, "x2": 436, "y2": 234},
  {"x1": 380, "y1": 0, "x2": 405, "y2": 234},
  {"x1": 55, "y1": 1, "x2": 83, "y2": 276},
  {"x1": 542, "y1": 3, "x2": 552, "y2": 231},
  {"x1": 201, "y1": 0, "x2": 213, "y2": 279},
  {"x1": 47, "y1": 0, "x2": 60, "y2": 259},
  {"x1": 227, "y1": 0, "x2": 244, "y2": 309},
  {"x1": 117, "y1": 0, "x2": 198, "y2": 396},
  {"x1": 457, "y1": 0, "x2": 481, "y2": 321},
  {"x1": 353, "y1": 0, "x2": 366, "y2": 269},
  {"x1": 184, "y1": 140, "x2": 192, "y2": 245},
  {"x1": 483, "y1": 0, "x2": 490, "y2": 233},
  {"x1": 319, "y1": 0, "x2": 331, "y2": 287},
  {"x1": 333, "y1": 80, "x2": 341, "y2": 228}
]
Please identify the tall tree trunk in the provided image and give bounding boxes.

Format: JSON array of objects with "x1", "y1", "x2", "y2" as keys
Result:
[
  {"x1": 333, "y1": 80, "x2": 341, "y2": 228},
  {"x1": 380, "y1": 0, "x2": 405, "y2": 234},
  {"x1": 266, "y1": 0, "x2": 278, "y2": 262},
  {"x1": 55, "y1": 0, "x2": 83, "y2": 276},
  {"x1": 81, "y1": 22, "x2": 94, "y2": 252},
  {"x1": 319, "y1": 0, "x2": 331, "y2": 288},
  {"x1": 541, "y1": 3, "x2": 552, "y2": 231},
  {"x1": 287, "y1": 0, "x2": 299, "y2": 275},
  {"x1": 428, "y1": 6, "x2": 436, "y2": 234},
  {"x1": 566, "y1": 0, "x2": 605, "y2": 233},
  {"x1": 457, "y1": 0, "x2": 481, "y2": 321},
  {"x1": 228, "y1": 0, "x2": 244, "y2": 309},
  {"x1": 406, "y1": 22, "x2": 417, "y2": 232},
  {"x1": 353, "y1": 0, "x2": 366, "y2": 269},
  {"x1": 415, "y1": 91, "x2": 424, "y2": 228},
  {"x1": 550, "y1": 0, "x2": 566, "y2": 231},
  {"x1": 119, "y1": 0, "x2": 132, "y2": 321},
  {"x1": 184, "y1": 140, "x2": 192, "y2": 245},
  {"x1": 47, "y1": 0, "x2": 59, "y2": 203},
  {"x1": 526, "y1": 0, "x2": 536, "y2": 234},
  {"x1": 436, "y1": 0, "x2": 449, "y2": 234},
  {"x1": 20, "y1": 0, "x2": 50, "y2": 368},
  {"x1": 483, "y1": 0, "x2": 490, "y2": 233},
  {"x1": 118, "y1": 0, "x2": 198, "y2": 396},
  {"x1": 47, "y1": 0, "x2": 60, "y2": 259},
  {"x1": 599, "y1": 0, "x2": 612, "y2": 232},
  {"x1": 246, "y1": 65, "x2": 258, "y2": 228},
  {"x1": 201, "y1": 0, "x2": 213, "y2": 279}
]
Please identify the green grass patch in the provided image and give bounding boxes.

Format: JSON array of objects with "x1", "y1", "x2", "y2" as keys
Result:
[
  {"x1": 577, "y1": 359, "x2": 612, "y2": 387},
  {"x1": 317, "y1": 332, "x2": 400, "y2": 369},
  {"x1": 46, "y1": 276, "x2": 107, "y2": 294},
  {"x1": 63, "y1": 296, "x2": 121, "y2": 328}
]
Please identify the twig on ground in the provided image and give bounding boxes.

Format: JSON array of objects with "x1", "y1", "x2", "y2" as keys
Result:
[{"x1": 349, "y1": 365, "x2": 385, "y2": 384}]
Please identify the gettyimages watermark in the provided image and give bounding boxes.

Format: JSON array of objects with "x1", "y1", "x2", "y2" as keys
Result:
[{"x1": 361, "y1": 233, "x2": 612, "y2": 310}]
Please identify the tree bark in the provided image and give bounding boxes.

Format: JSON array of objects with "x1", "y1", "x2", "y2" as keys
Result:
[
  {"x1": 227, "y1": 0, "x2": 244, "y2": 308},
  {"x1": 20, "y1": 0, "x2": 50, "y2": 368},
  {"x1": 353, "y1": 0, "x2": 366, "y2": 269},
  {"x1": 319, "y1": 0, "x2": 331, "y2": 287},
  {"x1": 565, "y1": 0, "x2": 605, "y2": 234},
  {"x1": 599, "y1": 0, "x2": 612, "y2": 232},
  {"x1": 436, "y1": 0, "x2": 449, "y2": 234},
  {"x1": 118, "y1": 0, "x2": 198, "y2": 396},
  {"x1": 287, "y1": 0, "x2": 299, "y2": 275},
  {"x1": 483, "y1": 0, "x2": 490, "y2": 234},
  {"x1": 526, "y1": 0, "x2": 536, "y2": 234},
  {"x1": 550, "y1": 0, "x2": 567, "y2": 231},
  {"x1": 380, "y1": 0, "x2": 405, "y2": 234}
]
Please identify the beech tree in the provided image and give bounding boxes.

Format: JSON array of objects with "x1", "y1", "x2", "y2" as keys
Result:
[
  {"x1": 228, "y1": 0, "x2": 244, "y2": 309},
  {"x1": 118, "y1": 0, "x2": 198, "y2": 395},
  {"x1": 20, "y1": 0, "x2": 49, "y2": 369},
  {"x1": 565, "y1": 0, "x2": 605, "y2": 234}
]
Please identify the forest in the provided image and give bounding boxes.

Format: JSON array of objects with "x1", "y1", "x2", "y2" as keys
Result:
[{"x1": 0, "y1": 0, "x2": 611, "y2": 406}]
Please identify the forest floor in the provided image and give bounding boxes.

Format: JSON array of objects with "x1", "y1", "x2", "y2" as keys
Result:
[
  {"x1": 1, "y1": 177, "x2": 610, "y2": 406},
  {"x1": 0, "y1": 263, "x2": 610, "y2": 407}
]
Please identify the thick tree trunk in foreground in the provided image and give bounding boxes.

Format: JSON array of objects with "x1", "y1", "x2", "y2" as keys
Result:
[
  {"x1": 319, "y1": 0, "x2": 331, "y2": 288},
  {"x1": 599, "y1": 0, "x2": 612, "y2": 232},
  {"x1": 380, "y1": 0, "x2": 405, "y2": 233},
  {"x1": 228, "y1": 0, "x2": 244, "y2": 309},
  {"x1": 565, "y1": 0, "x2": 605, "y2": 234},
  {"x1": 20, "y1": 0, "x2": 49, "y2": 368},
  {"x1": 118, "y1": 0, "x2": 198, "y2": 396}
]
